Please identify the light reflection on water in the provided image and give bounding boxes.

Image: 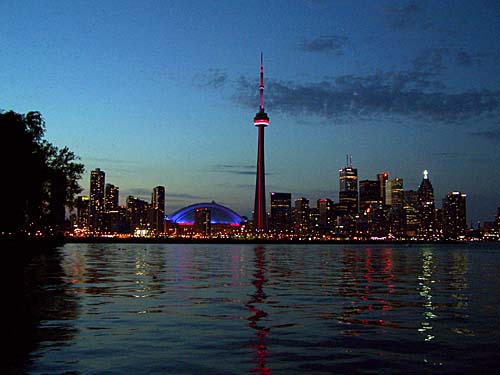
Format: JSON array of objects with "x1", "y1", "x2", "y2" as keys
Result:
[{"x1": 11, "y1": 243, "x2": 500, "y2": 374}]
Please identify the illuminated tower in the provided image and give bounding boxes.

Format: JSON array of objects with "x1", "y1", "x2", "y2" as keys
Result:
[
  {"x1": 253, "y1": 53, "x2": 270, "y2": 231},
  {"x1": 89, "y1": 168, "x2": 105, "y2": 233}
]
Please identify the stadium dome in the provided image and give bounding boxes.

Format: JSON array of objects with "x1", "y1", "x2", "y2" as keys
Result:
[{"x1": 167, "y1": 202, "x2": 244, "y2": 226}]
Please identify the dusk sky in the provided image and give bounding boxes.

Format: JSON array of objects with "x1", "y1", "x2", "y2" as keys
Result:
[{"x1": 1, "y1": 0, "x2": 499, "y2": 224}]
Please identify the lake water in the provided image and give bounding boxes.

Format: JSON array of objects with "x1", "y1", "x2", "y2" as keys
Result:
[{"x1": 8, "y1": 242, "x2": 500, "y2": 374}]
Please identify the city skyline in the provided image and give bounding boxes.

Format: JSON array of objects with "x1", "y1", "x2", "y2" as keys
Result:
[{"x1": 1, "y1": 1, "x2": 499, "y2": 223}]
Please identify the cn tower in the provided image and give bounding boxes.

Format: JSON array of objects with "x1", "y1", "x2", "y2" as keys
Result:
[{"x1": 253, "y1": 53, "x2": 269, "y2": 231}]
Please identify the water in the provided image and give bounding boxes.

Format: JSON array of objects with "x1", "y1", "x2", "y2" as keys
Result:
[{"x1": 8, "y1": 242, "x2": 500, "y2": 374}]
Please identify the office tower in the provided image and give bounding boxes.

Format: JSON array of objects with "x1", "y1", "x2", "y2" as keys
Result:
[
  {"x1": 317, "y1": 198, "x2": 334, "y2": 234},
  {"x1": 253, "y1": 53, "x2": 270, "y2": 231},
  {"x1": 194, "y1": 207, "x2": 211, "y2": 236},
  {"x1": 127, "y1": 195, "x2": 150, "y2": 232},
  {"x1": 105, "y1": 183, "x2": 119, "y2": 211},
  {"x1": 417, "y1": 170, "x2": 436, "y2": 239},
  {"x1": 443, "y1": 192, "x2": 467, "y2": 239},
  {"x1": 391, "y1": 178, "x2": 404, "y2": 209},
  {"x1": 403, "y1": 190, "x2": 419, "y2": 236},
  {"x1": 377, "y1": 172, "x2": 389, "y2": 205},
  {"x1": 270, "y1": 192, "x2": 292, "y2": 234},
  {"x1": 294, "y1": 197, "x2": 310, "y2": 235},
  {"x1": 359, "y1": 180, "x2": 381, "y2": 211},
  {"x1": 339, "y1": 156, "x2": 358, "y2": 217},
  {"x1": 389, "y1": 178, "x2": 404, "y2": 236},
  {"x1": 151, "y1": 185, "x2": 165, "y2": 234},
  {"x1": 75, "y1": 195, "x2": 89, "y2": 229},
  {"x1": 89, "y1": 168, "x2": 105, "y2": 233}
]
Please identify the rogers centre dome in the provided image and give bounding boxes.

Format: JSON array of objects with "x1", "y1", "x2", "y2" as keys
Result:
[{"x1": 167, "y1": 202, "x2": 245, "y2": 226}]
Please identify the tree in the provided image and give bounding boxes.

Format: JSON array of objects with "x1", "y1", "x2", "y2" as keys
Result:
[{"x1": 0, "y1": 110, "x2": 85, "y2": 237}]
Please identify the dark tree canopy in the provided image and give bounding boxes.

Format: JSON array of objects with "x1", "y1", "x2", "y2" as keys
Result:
[{"x1": 0, "y1": 110, "x2": 85, "y2": 237}]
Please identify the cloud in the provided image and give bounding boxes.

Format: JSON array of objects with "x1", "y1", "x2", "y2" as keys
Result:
[
  {"x1": 412, "y1": 47, "x2": 485, "y2": 75},
  {"x1": 193, "y1": 68, "x2": 228, "y2": 88},
  {"x1": 233, "y1": 71, "x2": 500, "y2": 124},
  {"x1": 469, "y1": 130, "x2": 500, "y2": 142},
  {"x1": 382, "y1": 0, "x2": 430, "y2": 30},
  {"x1": 299, "y1": 35, "x2": 349, "y2": 54},
  {"x1": 211, "y1": 164, "x2": 256, "y2": 175}
]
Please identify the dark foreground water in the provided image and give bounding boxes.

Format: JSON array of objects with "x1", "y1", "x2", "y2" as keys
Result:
[{"x1": 7, "y1": 243, "x2": 500, "y2": 374}]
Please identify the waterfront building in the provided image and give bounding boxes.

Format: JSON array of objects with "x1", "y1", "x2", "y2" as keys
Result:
[
  {"x1": 167, "y1": 202, "x2": 244, "y2": 237},
  {"x1": 359, "y1": 180, "x2": 381, "y2": 211},
  {"x1": 151, "y1": 185, "x2": 165, "y2": 234},
  {"x1": 317, "y1": 198, "x2": 335, "y2": 235},
  {"x1": 443, "y1": 192, "x2": 467, "y2": 239},
  {"x1": 377, "y1": 172, "x2": 389, "y2": 205},
  {"x1": 105, "y1": 183, "x2": 119, "y2": 211},
  {"x1": 403, "y1": 190, "x2": 419, "y2": 237},
  {"x1": 253, "y1": 53, "x2": 270, "y2": 232},
  {"x1": 127, "y1": 195, "x2": 150, "y2": 233},
  {"x1": 194, "y1": 207, "x2": 211, "y2": 236},
  {"x1": 270, "y1": 192, "x2": 292, "y2": 234},
  {"x1": 338, "y1": 157, "x2": 358, "y2": 217},
  {"x1": 294, "y1": 197, "x2": 310, "y2": 236},
  {"x1": 389, "y1": 178, "x2": 404, "y2": 236},
  {"x1": 417, "y1": 170, "x2": 437, "y2": 239},
  {"x1": 89, "y1": 168, "x2": 105, "y2": 233},
  {"x1": 75, "y1": 195, "x2": 89, "y2": 230}
]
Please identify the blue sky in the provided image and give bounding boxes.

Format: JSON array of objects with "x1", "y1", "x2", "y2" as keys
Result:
[{"x1": 1, "y1": 0, "x2": 499, "y2": 224}]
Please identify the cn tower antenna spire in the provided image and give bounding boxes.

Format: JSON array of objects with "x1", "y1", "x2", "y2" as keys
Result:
[{"x1": 259, "y1": 52, "x2": 265, "y2": 111}]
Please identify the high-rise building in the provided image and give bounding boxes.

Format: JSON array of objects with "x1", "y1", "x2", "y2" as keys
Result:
[
  {"x1": 105, "y1": 183, "x2": 119, "y2": 211},
  {"x1": 127, "y1": 195, "x2": 150, "y2": 232},
  {"x1": 339, "y1": 157, "x2": 358, "y2": 218},
  {"x1": 75, "y1": 195, "x2": 89, "y2": 229},
  {"x1": 89, "y1": 168, "x2": 105, "y2": 233},
  {"x1": 151, "y1": 186, "x2": 165, "y2": 234},
  {"x1": 269, "y1": 192, "x2": 292, "y2": 234},
  {"x1": 391, "y1": 178, "x2": 404, "y2": 209},
  {"x1": 253, "y1": 53, "x2": 270, "y2": 232},
  {"x1": 442, "y1": 192, "x2": 467, "y2": 239},
  {"x1": 317, "y1": 198, "x2": 334, "y2": 234},
  {"x1": 417, "y1": 170, "x2": 436, "y2": 239},
  {"x1": 403, "y1": 190, "x2": 419, "y2": 236},
  {"x1": 377, "y1": 172, "x2": 389, "y2": 205},
  {"x1": 294, "y1": 197, "x2": 310, "y2": 235},
  {"x1": 389, "y1": 178, "x2": 404, "y2": 236},
  {"x1": 194, "y1": 207, "x2": 211, "y2": 236},
  {"x1": 359, "y1": 180, "x2": 381, "y2": 211}
]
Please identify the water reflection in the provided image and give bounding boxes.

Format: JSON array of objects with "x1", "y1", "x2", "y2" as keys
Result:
[
  {"x1": 246, "y1": 246, "x2": 272, "y2": 375},
  {"x1": 338, "y1": 247, "x2": 395, "y2": 331},
  {"x1": 418, "y1": 248, "x2": 437, "y2": 341},
  {"x1": 5, "y1": 246, "x2": 79, "y2": 373}
]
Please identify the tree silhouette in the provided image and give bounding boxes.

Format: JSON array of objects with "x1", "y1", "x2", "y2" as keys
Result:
[{"x1": 0, "y1": 110, "x2": 84, "y2": 237}]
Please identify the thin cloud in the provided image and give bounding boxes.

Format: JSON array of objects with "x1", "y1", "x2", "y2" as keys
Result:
[
  {"x1": 233, "y1": 71, "x2": 500, "y2": 125},
  {"x1": 211, "y1": 164, "x2": 256, "y2": 175},
  {"x1": 299, "y1": 35, "x2": 349, "y2": 54},
  {"x1": 193, "y1": 68, "x2": 228, "y2": 89},
  {"x1": 382, "y1": 0, "x2": 431, "y2": 31},
  {"x1": 469, "y1": 130, "x2": 500, "y2": 142}
]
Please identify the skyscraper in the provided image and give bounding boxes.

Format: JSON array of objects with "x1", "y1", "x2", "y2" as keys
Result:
[
  {"x1": 151, "y1": 185, "x2": 165, "y2": 234},
  {"x1": 253, "y1": 53, "x2": 270, "y2": 231},
  {"x1": 89, "y1": 168, "x2": 105, "y2": 233},
  {"x1": 443, "y1": 192, "x2": 467, "y2": 239},
  {"x1": 105, "y1": 183, "x2": 119, "y2": 211},
  {"x1": 377, "y1": 172, "x2": 389, "y2": 205},
  {"x1": 270, "y1": 192, "x2": 292, "y2": 233},
  {"x1": 339, "y1": 156, "x2": 358, "y2": 218},
  {"x1": 294, "y1": 197, "x2": 310, "y2": 235},
  {"x1": 417, "y1": 170, "x2": 436, "y2": 239}
]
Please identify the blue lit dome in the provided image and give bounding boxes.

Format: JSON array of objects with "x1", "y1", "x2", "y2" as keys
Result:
[{"x1": 167, "y1": 202, "x2": 244, "y2": 226}]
